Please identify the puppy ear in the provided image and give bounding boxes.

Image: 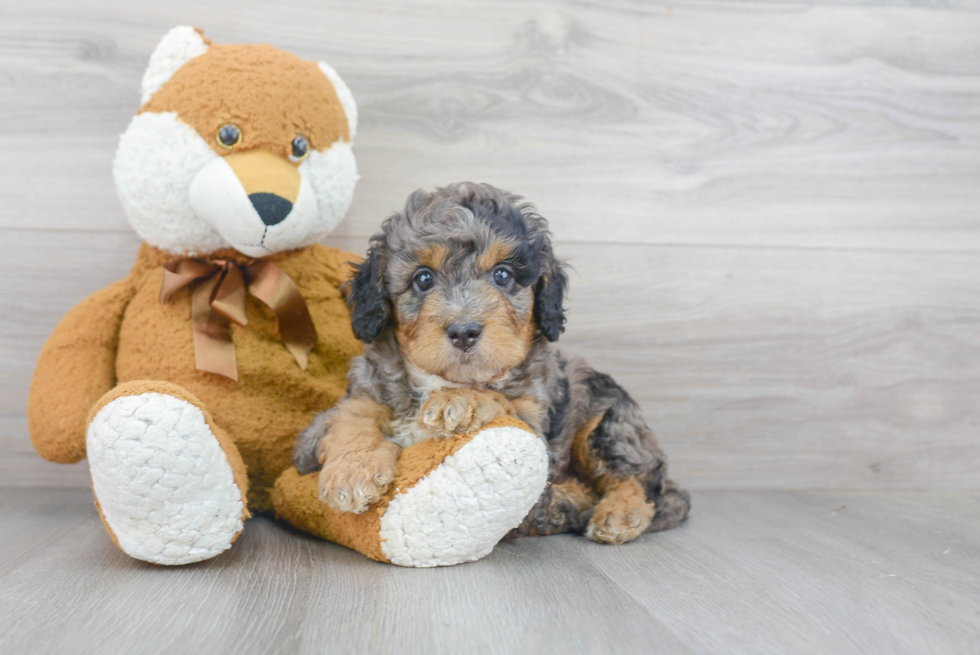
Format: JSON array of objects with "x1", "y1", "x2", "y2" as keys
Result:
[
  {"x1": 346, "y1": 236, "x2": 390, "y2": 343},
  {"x1": 533, "y1": 244, "x2": 568, "y2": 342}
]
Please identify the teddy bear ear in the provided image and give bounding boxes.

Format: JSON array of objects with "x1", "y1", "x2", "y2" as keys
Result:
[
  {"x1": 317, "y1": 62, "x2": 358, "y2": 141},
  {"x1": 140, "y1": 26, "x2": 210, "y2": 105}
]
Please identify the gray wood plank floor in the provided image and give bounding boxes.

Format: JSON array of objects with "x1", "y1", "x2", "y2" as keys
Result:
[{"x1": 1, "y1": 488, "x2": 977, "y2": 655}]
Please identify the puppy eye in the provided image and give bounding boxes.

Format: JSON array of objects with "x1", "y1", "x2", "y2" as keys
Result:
[
  {"x1": 413, "y1": 268, "x2": 435, "y2": 292},
  {"x1": 492, "y1": 265, "x2": 514, "y2": 289},
  {"x1": 216, "y1": 124, "x2": 242, "y2": 149},
  {"x1": 290, "y1": 134, "x2": 310, "y2": 162}
]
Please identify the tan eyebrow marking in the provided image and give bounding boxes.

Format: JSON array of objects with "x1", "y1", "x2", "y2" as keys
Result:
[
  {"x1": 477, "y1": 239, "x2": 514, "y2": 272},
  {"x1": 415, "y1": 244, "x2": 450, "y2": 271}
]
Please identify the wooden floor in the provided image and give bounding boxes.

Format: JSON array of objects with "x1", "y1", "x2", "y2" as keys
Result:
[{"x1": 1, "y1": 488, "x2": 977, "y2": 654}]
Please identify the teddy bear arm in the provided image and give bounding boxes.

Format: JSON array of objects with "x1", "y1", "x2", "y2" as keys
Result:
[{"x1": 27, "y1": 277, "x2": 137, "y2": 463}]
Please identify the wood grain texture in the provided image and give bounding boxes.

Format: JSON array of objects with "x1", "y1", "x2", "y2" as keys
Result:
[
  {"x1": 3, "y1": 231, "x2": 978, "y2": 490},
  {"x1": 1, "y1": 488, "x2": 977, "y2": 655},
  {"x1": 0, "y1": 0, "x2": 979, "y2": 250},
  {"x1": 2, "y1": 3, "x2": 978, "y2": 653},
  {"x1": 1, "y1": 0, "x2": 979, "y2": 491}
]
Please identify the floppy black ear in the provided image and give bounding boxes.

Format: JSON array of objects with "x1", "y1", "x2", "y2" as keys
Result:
[
  {"x1": 533, "y1": 244, "x2": 567, "y2": 342},
  {"x1": 346, "y1": 236, "x2": 390, "y2": 343}
]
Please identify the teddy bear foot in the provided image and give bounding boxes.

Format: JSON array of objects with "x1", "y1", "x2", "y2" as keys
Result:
[
  {"x1": 87, "y1": 389, "x2": 247, "y2": 565},
  {"x1": 378, "y1": 422, "x2": 549, "y2": 567},
  {"x1": 273, "y1": 417, "x2": 550, "y2": 567}
]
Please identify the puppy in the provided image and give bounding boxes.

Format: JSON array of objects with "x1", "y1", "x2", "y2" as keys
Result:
[{"x1": 294, "y1": 183, "x2": 690, "y2": 544}]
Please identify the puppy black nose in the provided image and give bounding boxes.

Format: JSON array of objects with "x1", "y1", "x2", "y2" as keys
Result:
[
  {"x1": 248, "y1": 192, "x2": 293, "y2": 226},
  {"x1": 446, "y1": 322, "x2": 483, "y2": 351}
]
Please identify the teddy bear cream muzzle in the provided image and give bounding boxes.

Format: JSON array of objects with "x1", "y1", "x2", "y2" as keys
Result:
[
  {"x1": 189, "y1": 149, "x2": 319, "y2": 257},
  {"x1": 224, "y1": 149, "x2": 302, "y2": 226}
]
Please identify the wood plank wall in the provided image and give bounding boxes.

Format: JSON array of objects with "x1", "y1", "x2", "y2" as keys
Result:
[{"x1": 1, "y1": 0, "x2": 978, "y2": 490}]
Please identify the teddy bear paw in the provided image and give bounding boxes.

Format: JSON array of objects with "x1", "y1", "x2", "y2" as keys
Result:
[
  {"x1": 378, "y1": 422, "x2": 549, "y2": 567},
  {"x1": 86, "y1": 392, "x2": 245, "y2": 565}
]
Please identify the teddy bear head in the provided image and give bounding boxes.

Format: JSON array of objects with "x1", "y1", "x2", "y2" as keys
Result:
[{"x1": 114, "y1": 26, "x2": 358, "y2": 257}]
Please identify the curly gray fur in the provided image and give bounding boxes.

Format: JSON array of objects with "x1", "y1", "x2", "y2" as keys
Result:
[{"x1": 295, "y1": 182, "x2": 689, "y2": 536}]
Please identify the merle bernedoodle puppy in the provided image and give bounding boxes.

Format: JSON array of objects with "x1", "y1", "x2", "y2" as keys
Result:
[{"x1": 294, "y1": 183, "x2": 690, "y2": 543}]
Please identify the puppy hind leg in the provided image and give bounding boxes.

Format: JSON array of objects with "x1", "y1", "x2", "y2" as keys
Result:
[
  {"x1": 647, "y1": 480, "x2": 691, "y2": 533},
  {"x1": 508, "y1": 477, "x2": 598, "y2": 538},
  {"x1": 571, "y1": 410, "x2": 688, "y2": 544},
  {"x1": 586, "y1": 478, "x2": 656, "y2": 544}
]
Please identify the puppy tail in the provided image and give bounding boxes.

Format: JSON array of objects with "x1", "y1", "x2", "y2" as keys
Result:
[{"x1": 648, "y1": 481, "x2": 691, "y2": 533}]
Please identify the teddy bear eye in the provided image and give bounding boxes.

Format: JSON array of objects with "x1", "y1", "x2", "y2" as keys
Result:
[
  {"x1": 216, "y1": 124, "x2": 242, "y2": 149},
  {"x1": 290, "y1": 135, "x2": 310, "y2": 161},
  {"x1": 413, "y1": 268, "x2": 435, "y2": 293}
]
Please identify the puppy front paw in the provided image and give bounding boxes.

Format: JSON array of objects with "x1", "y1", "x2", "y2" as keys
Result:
[
  {"x1": 318, "y1": 443, "x2": 399, "y2": 513},
  {"x1": 419, "y1": 388, "x2": 515, "y2": 440}
]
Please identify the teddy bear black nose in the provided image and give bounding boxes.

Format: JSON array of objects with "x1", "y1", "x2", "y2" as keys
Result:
[
  {"x1": 248, "y1": 193, "x2": 293, "y2": 226},
  {"x1": 446, "y1": 322, "x2": 483, "y2": 351}
]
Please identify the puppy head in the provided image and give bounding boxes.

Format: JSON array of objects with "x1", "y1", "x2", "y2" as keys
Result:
[
  {"x1": 114, "y1": 26, "x2": 358, "y2": 257},
  {"x1": 348, "y1": 183, "x2": 567, "y2": 384}
]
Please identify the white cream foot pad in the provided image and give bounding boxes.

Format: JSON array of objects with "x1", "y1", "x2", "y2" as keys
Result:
[
  {"x1": 87, "y1": 393, "x2": 245, "y2": 565},
  {"x1": 379, "y1": 425, "x2": 549, "y2": 567}
]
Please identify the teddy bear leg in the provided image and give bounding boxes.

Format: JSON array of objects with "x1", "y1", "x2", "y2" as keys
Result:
[
  {"x1": 272, "y1": 416, "x2": 549, "y2": 567},
  {"x1": 86, "y1": 381, "x2": 249, "y2": 565}
]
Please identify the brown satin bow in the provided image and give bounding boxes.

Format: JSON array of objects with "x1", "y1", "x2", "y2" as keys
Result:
[{"x1": 159, "y1": 259, "x2": 318, "y2": 382}]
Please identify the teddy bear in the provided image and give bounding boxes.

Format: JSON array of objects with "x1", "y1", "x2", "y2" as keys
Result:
[{"x1": 26, "y1": 26, "x2": 548, "y2": 567}]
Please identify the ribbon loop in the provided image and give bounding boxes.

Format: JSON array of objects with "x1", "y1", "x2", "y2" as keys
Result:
[
  {"x1": 160, "y1": 258, "x2": 318, "y2": 381},
  {"x1": 245, "y1": 261, "x2": 319, "y2": 370},
  {"x1": 160, "y1": 259, "x2": 221, "y2": 304},
  {"x1": 209, "y1": 263, "x2": 248, "y2": 327}
]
